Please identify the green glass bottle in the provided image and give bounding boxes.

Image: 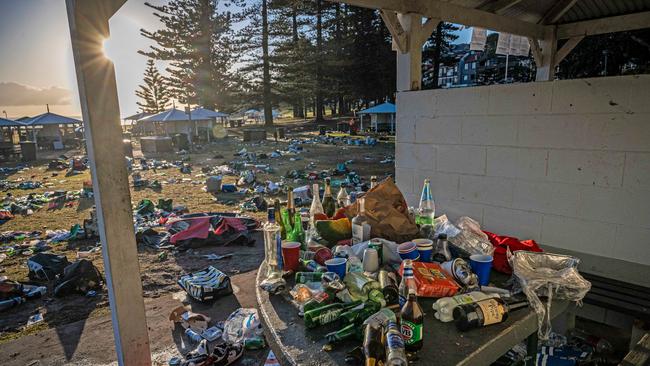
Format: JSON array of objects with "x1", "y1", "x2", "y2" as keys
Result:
[
  {"x1": 295, "y1": 272, "x2": 324, "y2": 284},
  {"x1": 303, "y1": 300, "x2": 362, "y2": 329},
  {"x1": 322, "y1": 177, "x2": 336, "y2": 218},
  {"x1": 281, "y1": 207, "x2": 294, "y2": 236},
  {"x1": 288, "y1": 212, "x2": 305, "y2": 244},
  {"x1": 325, "y1": 322, "x2": 363, "y2": 343},
  {"x1": 339, "y1": 301, "x2": 381, "y2": 325},
  {"x1": 302, "y1": 288, "x2": 336, "y2": 313}
]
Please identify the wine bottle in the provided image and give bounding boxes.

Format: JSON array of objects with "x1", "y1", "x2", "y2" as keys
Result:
[
  {"x1": 287, "y1": 188, "x2": 296, "y2": 217},
  {"x1": 351, "y1": 197, "x2": 371, "y2": 244},
  {"x1": 303, "y1": 300, "x2": 363, "y2": 328},
  {"x1": 453, "y1": 298, "x2": 528, "y2": 331},
  {"x1": 379, "y1": 269, "x2": 399, "y2": 305},
  {"x1": 322, "y1": 178, "x2": 336, "y2": 218}
]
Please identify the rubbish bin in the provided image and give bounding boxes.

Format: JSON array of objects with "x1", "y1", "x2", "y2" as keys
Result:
[
  {"x1": 229, "y1": 120, "x2": 236, "y2": 128},
  {"x1": 123, "y1": 139, "x2": 133, "y2": 158},
  {"x1": 318, "y1": 125, "x2": 327, "y2": 135},
  {"x1": 20, "y1": 141, "x2": 37, "y2": 162},
  {"x1": 276, "y1": 127, "x2": 286, "y2": 139}
]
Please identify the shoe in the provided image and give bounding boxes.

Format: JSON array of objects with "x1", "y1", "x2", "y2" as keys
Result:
[{"x1": 211, "y1": 343, "x2": 244, "y2": 366}]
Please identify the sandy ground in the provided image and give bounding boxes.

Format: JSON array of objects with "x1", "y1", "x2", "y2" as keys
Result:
[{"x1": 0, "y1": 120, "x2": 395, "y2": 364}]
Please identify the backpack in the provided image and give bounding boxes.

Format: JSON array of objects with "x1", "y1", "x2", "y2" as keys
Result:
[
  {"x1": 54, "y1": 260, "x2": 103, "y2": 296},
  {"x1": 27, "y1": 253, "x2": 70, "y2": 282}
]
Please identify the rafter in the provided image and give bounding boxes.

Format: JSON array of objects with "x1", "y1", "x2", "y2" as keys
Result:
[
  {"x1": 554, "y1": 36, "x2": 584, "y2": 67},
  {"x1": 557, "y1": 11, "x2": 650, "y2": 39},
  {"x1": 539, "y1": 0, "x2": 578, "y2": 24},
  {"x1": 478, "y1": 0, "x2": 524, "y2": 15},
  {"x1": 380, "y1": 10, "x2": 408, "y2": 53},
  {"x1": 327, "y1": 0, "x2": 546, "y2": 39}
]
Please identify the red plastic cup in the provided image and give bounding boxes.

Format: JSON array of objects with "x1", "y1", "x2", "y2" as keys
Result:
[
  {"x1": 314, "y1": 247, "x2": 333, "y2": 266},
  {"x1": 281, "y1": 242, "x2": 301, "y2": 272}
]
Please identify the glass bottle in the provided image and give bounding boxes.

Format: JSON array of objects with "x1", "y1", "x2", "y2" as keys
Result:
[
  {"x1": 322, "y1": 178, "x2": 336, "y2": 218},
  {"x1": 290, "y1": 212, "x2": 305, "y2": 244},
  {"x1": 398, "y1": 260, "x2": 417, "y2": 308},
  {"x1": 351, "y1": 197, "x2": 371, "y2": 244},
  {"x1": 432, "y1": 233, "x2": 452, "y2": 263},
  {"x1": 379, "y1": 269, "x2": 399, "y2": 305},
  {"x1": 370, "y1": 176, "x2": 378, "y2": 189},
  {"x1": 453, "y1": 298, "x2": 528, "y2": 331},
  {"x1": 363, "y1": 324, "x2": 385, "y2": 366},
  {"x1": 273, "y1": 199, "x2": 285, "y2": 239},
  {"x1": 300, "y1": 259, "x2": 327, "y2": 273},
  {"x1": 325, "y1": 322, "x2": 362, "y2": 343},
  {"x1": 340, "y1": 300, "x2": 381, "y2": 326},
  {"x1": 400, "y1": 288, "x2": 424, "y2": 352},
  {"x1": 385, "y1": 321, "x2": 408, "y2": 366},
  {"x1": 309, "y1": 183, "x2": 324, "y2": 225},
  {"x1": 345, "y1": 272, "x2": 383, "y2": 304},
  {"x1": 260, "y1": 208, "x2": 286, "y2": 288},
  {"x1": 287, "y1": 188, "x2": 296, "y2": 218},
  {"x1": 337, "y1": 185, "x2": 350, "y2": 208},
  {"x1": 303, "y1": 300, "x2": 363, "y2": 329},
  {"x1": 416, "y1": 178, "x2": 435, "y2": 226}
]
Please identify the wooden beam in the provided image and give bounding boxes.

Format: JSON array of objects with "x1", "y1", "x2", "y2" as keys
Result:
[
  {"x1": 554, "y1": 35, "x2": 584, "y2": 67},
  {"x1": 528, "y1": 38, "x2": 542, "y2": 66},
  {"x1": 539, "y1": 0, "x2": 578, "y2": 24},
  {"x1": 380, "y1": 10, "x2": 408, "y2": 53},
  {"x1": 535, "y1": 28, "x2": 557, "y2": 81},
  {"x1": 478, "y1": 0, "x2": 524, "y2": 15},
  {"x1": 396, "y1": 13, "x2": 424, "y2": 91},
  {"x1": 557, "y1": 11, "x2": 650, "y2": 39},
  {"x1": 419, "y1": 17, "x2": 440, "y2": 46},
  {"x1": 327, "y1": 0, "x2": 546, "y2": 39},
  {"x1": 65, "y1": 1, "x2": 152, "y2": 365}
]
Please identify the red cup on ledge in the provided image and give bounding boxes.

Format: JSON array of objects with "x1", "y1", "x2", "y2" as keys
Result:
[
  {"x1": 314, "y1": 247, "x2": 333, "y2": 266},
  {"x1": 281, "y1": 241, "x2": 301, "y2": 272}
]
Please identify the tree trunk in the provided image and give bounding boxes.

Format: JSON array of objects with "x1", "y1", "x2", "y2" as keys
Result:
[
  {"x1": 315, "y1": 0, "x2": 324, "y2": 122},
  {"x1": 291, "y1": 6, "x2": 304, "y2": 118},
  {"x1": 262, "y1": 0, "x2": 273, "y2": 126},
  {"x1": 432, "y1": 22, "x2": 443, "y2": 89}
]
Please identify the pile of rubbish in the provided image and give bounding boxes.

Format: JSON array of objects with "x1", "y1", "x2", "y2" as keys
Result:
[
  {"x1": 255, "y1": 176, "x2": 592, "y2": 365},
  {"x1": 1, "y1": 252, "x2": 103, "y2": 312},
  {"x1": 168, "y1": 307, "x2": 266, "y2": 366}
]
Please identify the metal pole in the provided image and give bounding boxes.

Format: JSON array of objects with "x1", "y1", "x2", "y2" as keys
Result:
[{"x1": 504, "y1": 53, "x2": 509, "y2": 81}]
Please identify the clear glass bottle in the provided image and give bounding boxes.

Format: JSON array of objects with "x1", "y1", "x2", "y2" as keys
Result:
[
  {"x1": 385, "y1": 321, "x2": 408, "y2": 366},
  {"x1": 260, "y1": 208, "x2": 286, "y2": 289},
  {"x1": 336, "y1": 185, "x2": 350, "y2": 208},
  {"x1": 432, "y1": 233, "x2": 452, "y2": 263},
  {"x1": 309, "y1": 183, "x2": 324, "y2": 225},
  {"x1": 351, "y1": 197, "x2": 371, "y2": 244},
  {"x1": 370, "y1": 175, "x2": 378, "y2": 189},
  {"x1": 398, "y1": 259, "x2": 417, "y2": 308},
  {"x1": 416, "y1": 178, "x2": 435, "y2": 226}
]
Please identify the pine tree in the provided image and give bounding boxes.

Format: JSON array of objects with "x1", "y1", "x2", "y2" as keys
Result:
[
  {"x1": 139, "y1": 0, "x2": 242, "y2": 111},
  {"x1": 136, "y1": 59, "x2": 171, "y2": 113},
  {"x1": 422, "y1": 22, "x2": 459, "y2": 89}
]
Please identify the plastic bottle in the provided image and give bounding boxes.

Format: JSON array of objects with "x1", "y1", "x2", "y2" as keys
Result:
[{"x1": 432, "y1": 291, "x2": 498, "y2": 322}]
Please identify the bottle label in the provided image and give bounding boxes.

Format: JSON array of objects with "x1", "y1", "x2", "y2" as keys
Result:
[
  {"x1": 400, "y1": 320, "x2": 422, "y2": 345},
  {"x1": 398, "y1": 294, "x2": 406, "y2": 308},
  {"x1": 452, "y1": 294, "x2": 475, "y2": 306},
  {"x1": 317, "y1": 309, "x2": 342, "y2": 325},
  {"x1": 477, "y1": 299, "x2": 505, "y2": 325},
  {"x1": 386, "y1": 332, "x2": 405, "y2": 350},
  {"x1": 351, "y1": 223, "x2": 370, "y2": 243}
]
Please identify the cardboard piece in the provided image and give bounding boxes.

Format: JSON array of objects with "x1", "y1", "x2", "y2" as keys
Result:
[{"x1": 345, "y1": 177, "x2": 418, "y2": 243}]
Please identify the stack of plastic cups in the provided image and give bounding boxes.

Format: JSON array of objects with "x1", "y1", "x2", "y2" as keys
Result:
[
  {"x1": 397, "y1": 241, "x2": 420, "y2": 261},
  {"x1": 413, "y1": 239, "x2": 433, "y2": 263}
]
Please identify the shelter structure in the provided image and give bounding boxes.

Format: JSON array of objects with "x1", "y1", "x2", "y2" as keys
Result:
[
  {"x1": 65, "y1": 0, "x2": 650, "y2": 365},
  {"x1": 122, "y1": 111, "x2": 152, "y2": 133},
  {"x1": 21, "y1": 112, "x2": 82, "y2": 149},
  {"x1": 0, "y1": 117, "x2": 26, "y2": 144},
  {"x1": 358, "y1": 102, "x2": 395, "y2": 133},
  {"x1": 138, "y1": 107, "x2": 218, "y2": 143}
]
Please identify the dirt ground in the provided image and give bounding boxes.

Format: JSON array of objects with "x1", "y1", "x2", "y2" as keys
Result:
[{"x1": 0, "y1": 119, "x2": 395, "y2": 364}]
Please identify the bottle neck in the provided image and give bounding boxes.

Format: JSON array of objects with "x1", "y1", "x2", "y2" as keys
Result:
[
  {"x1": 324, "y1": 181, "x2": 332, "y2": 197},
  {"x1": 358, "y1": 198, "x2": 365, "y2": 214},
  {"x1": 312, "y1": 184, "x2": 320, "y2": 202},
  {"x1": 421, "y1": 180, "x2": 432, "y2": 201},
  {"x1": 506, "y1": 300, "x2": 528, "y2": 312},
  {"x1": 287, "y1": 191, "x2": 295, "y2": 210}
]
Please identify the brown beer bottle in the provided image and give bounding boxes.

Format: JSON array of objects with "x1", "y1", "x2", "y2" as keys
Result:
[
  {"x1": 363, "y1": 323, "x2": 385, "y2": 366},
  {"x1": 453, "y1": 298, "x2": 528, "y2": 331},
  {"x1": 399, "y1": 288, "x2": 423, "y2": 352}
]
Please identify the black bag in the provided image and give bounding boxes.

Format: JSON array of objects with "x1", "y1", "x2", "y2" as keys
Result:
[
  {"x1": 54, "y1": 260, "x2": 103, "y2": 297},
  {"x1": 27, "y1": 253, "x2": 70, "y2": 282}
]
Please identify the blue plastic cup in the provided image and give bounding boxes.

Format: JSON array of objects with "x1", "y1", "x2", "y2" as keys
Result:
[
  {"x1": 413, "y1": 239, "x2": 434, "y2": 263},
  {"x1": 325, "y1": 257, "x2": 348, "y2": 280},
  {"x1": 469, "y1": 254, "x2": 493, "y2": 286},
  {"x1": 398, "y1": 242, "x2": 420, "y2": 261}
]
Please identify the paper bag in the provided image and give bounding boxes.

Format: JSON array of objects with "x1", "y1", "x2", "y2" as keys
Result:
[{"x1": 345, "y1": 177, "x2": 418, "y2": 243}]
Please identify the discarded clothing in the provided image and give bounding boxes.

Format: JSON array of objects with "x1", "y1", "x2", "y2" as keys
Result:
[
  {"x1": 177, "y1": 266, "x2": 233, "y2": 302},
  {"x1": 483, "y1": 231, "x2": 543, "y2": 274},
  {"x1": 54, "y1": 259, "x2": 103, "y2": 296},
  {"x1": 166, "y1": 213, "x2": 259, "y2": 249}
]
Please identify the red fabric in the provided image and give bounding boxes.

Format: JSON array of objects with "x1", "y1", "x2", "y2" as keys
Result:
[
  {"x1": 483, "y1": 231, "x2": 543, "y2": 274},
  {"x1": 169, "y1": 217, "x2": 211, "y2": 244},
  {"x1": 214, "y1": 217, "x2": 246, "y2": 236}
]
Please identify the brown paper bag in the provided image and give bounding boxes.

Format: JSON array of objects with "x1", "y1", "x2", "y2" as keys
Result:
[{"x1": 345, "y1": 177, "x2": 418, "y2": 243}]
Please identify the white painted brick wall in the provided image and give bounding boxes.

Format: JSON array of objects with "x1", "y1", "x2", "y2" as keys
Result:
[{"x1": 396, "y1": 75, "x2": 650, "y2": 266}]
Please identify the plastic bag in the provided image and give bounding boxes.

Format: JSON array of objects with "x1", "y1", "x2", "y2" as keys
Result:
[
  {"x1": 445, "y1": 216, "x2": 494, "y2": 257},
  {"x1": 222, "y1": 308, "x2": 263, "y2": 345},
  {"x1": 509, "y1": 251, "x2": 591, "y2": 341}
]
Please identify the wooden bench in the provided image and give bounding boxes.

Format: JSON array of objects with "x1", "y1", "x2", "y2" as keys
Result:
[{"x1": 581, "y1": 272, "x2": 650, "y2": 322}]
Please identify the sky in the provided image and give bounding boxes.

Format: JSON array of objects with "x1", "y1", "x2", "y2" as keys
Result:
[{"x1": 0, "y1": 0, "x2": 470, "y2": 120}]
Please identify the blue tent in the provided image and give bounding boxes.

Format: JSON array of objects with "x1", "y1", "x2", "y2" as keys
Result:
[
  {"x1": 0, "y1": 117, "x2": 26, "y2": 128},
  {"x1": 358, "y1": 102, "x2": 396, "y2": 115},
  {"x1": 21, "y1": 112, "x2": 82, "y2": 126},
  {"x1": 357, "y1": 102, "x2": 395, "y2": 133}
]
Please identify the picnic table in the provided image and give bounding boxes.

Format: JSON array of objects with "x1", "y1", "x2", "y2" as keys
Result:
[{"x1": 256, "y1": 261, "x2": 570, "y2": 366}]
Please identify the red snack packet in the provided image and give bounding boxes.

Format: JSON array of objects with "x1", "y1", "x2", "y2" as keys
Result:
[{"x1": 399, "y1": 261, "x2": 460, "y2": 298}]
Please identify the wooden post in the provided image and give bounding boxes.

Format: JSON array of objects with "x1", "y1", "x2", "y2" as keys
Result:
[
  {"x1": 534, "y1": 27, "x2": 558, "y2": 81},
  {"x1": 66, "y1": 1, "x2": 152, "y2": 365},
  {"x1": 396, "y1": 13, "x2": 423, "y2": 91}
]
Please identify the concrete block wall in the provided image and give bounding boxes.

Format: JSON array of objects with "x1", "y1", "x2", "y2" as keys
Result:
[{"x1": 395, "y1": 75, "x2": 650, "y2": 269}]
